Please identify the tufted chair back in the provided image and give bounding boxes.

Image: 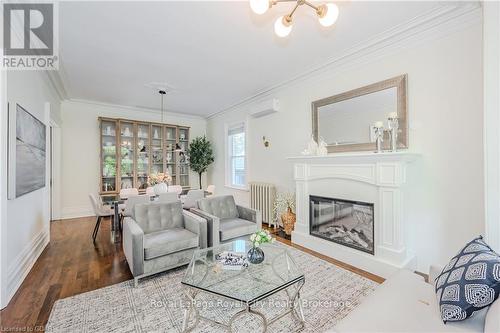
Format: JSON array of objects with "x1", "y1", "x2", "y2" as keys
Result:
[
  {"x1": 134, "y1": 201, "x2": 184, "y2": 234},
  {"x1": 197, "y1": 195, "x2": 239, "y2": 220}
]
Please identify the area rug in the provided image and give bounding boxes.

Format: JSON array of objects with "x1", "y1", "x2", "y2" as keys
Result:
[{"x1": 46, "y1": 244, "x2": 378, "y2": 332}]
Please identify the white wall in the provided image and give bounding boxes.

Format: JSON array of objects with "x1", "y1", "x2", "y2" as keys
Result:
[
  {"x1": 483, "y1": 2, "x2": 500, "y2": 253},
  {"x1": 59, "y1": 100, "x2": 207, "y2": 219},
  {"x1": 1, "y1": 71, "x2": 61, "y2": 309},
  {"x1": 207, "y1": 21, "x2": 484, "y2": 273}
]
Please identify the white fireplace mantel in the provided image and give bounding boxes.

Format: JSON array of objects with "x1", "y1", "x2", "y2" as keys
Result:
[{"x1": 287, "y1": 151, "x2": 419, "y2": 278}]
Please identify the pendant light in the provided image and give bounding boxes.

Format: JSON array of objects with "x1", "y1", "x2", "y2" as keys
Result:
[{"x1": 158, "y1": 89, "x2": 184, "y2": 153}]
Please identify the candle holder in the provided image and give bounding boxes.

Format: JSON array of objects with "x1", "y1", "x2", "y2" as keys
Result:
[
  {"x1": 374, "y1": 126, "x2": 384, "y2": 153},
  {"x1": 388, "y1": 116, "x2": 399, "y2": 152}
]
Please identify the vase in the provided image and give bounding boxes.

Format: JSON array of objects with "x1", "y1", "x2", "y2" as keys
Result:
[
  {"x1": 281, "y1": 207, "x2": 296, "y2": 236},
  {"x1": 247, "y1": 246, "x2": 264, "y2": 264},
  {"x1": 153, "y1": 183, "x2": 168, "y2": 195}
]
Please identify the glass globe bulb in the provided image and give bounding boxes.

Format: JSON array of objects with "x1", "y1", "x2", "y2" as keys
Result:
[
  {"x1": 249, "y1": 0, "x2": 269, "y2": 15},
  {"x1": 274, "y1": 15, "x2": 292, "y2": 38},
  {"x1": 318, "y1": 3, "x2": 339, "y2": 27}
]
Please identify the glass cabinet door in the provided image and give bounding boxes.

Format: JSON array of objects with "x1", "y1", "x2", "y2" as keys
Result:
[
  {"x1": 165, "y1": 126, "x2": 177, "y2": 185},
  {"x1": 101, "y1": 119, "x2": 117, "y2": 193},
  {"x1": 119, "y1": 121, "x2": 135, "y2": 190},
  {"x1": 136, "y1": 123, "x2": 150, "y2": 190},
  {"x1": 178, "y1": 127, "x2": 189, "y2": 187},
  {"x1": 151, "y1": 124, "x2": 163, "y2": 176}
]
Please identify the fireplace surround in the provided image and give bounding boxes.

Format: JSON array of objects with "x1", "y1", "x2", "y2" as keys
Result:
[{"x1": 288, "y1": 152, "x2": 418, "y2": 278}]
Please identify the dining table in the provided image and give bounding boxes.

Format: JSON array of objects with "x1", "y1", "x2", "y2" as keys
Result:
[{"x1": 101, "y1": 189, "x2": 210, "y2": 243}]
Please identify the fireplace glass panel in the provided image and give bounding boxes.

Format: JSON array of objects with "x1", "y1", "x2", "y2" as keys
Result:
[{"x1": 309, "y1": 195, "x2": 374, "y2": 255}]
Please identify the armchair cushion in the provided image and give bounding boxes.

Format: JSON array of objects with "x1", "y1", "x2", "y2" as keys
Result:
[
  {"x1": 219, "y1": 218, "x2": 258, "y2": 242},
  {"x1": 144, "y1": 228, "x2": 199, "y2": 260},
  {"x1": 197, "y1": 195, "x2": 239, "y2": 220},
  {"x1": 134, "y1": 201, "x2": 184, "y2": 234}
]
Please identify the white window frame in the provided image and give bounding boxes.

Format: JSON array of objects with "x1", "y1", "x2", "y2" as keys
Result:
[{"x1": 225, "y1": 120, "x2": 248, "y2": 191}]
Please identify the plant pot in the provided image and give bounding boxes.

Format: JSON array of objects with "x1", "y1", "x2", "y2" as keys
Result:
[
  {"x1": 281, "y1": 207, "x2": 296, "y2": 236},
  {"x1": 247, "y1": 246, "x2": 265, "y2": 264},
  {"x1": 153, "y1": 183, "x2": 168, "y2": 195}
]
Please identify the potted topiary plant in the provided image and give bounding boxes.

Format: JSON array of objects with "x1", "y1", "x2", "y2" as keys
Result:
[{"x1": 187, "y1": 136, "x2": 215, "y2": 189}]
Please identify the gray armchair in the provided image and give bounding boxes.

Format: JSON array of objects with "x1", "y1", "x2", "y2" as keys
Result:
[
  {"x1": 191, "y1": 195, "x2": 262, "y2": 247},
  {"x1": 123, "y1": 201, "x2": 207, "y2": 286}
]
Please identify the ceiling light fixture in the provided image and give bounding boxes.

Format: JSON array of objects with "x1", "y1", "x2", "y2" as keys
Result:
[
  {"x1": 249, "y1": 0, "x2": 339, "y2": 37},
  {"x1": 158, "y1": 89, "x2": 184, "y2": 153}
]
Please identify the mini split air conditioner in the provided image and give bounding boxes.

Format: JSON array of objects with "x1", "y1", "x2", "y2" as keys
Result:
[{"x1": 249, "y1": 98, "x2": 280, "y2": 118}]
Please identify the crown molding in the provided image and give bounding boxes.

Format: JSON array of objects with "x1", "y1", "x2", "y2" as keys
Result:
[
  {"x1": 43, "y1": 70, "x2": 67, "y2": 101},
  {"x1": 207, "y1": 2, "x2": 482, "y2": 119},
  {"x1": 64, "y1": 98, "x2": 206, "y2": 120}
]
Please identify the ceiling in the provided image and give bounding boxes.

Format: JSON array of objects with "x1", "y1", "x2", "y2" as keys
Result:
[{"x1": 59, "y1": 1, "x2": 453, "y2": 117}]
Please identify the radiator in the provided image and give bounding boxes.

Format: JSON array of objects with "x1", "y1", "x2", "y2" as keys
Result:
[{"x1": 249, "y1": 182, "x2": 276, "y2": 227}]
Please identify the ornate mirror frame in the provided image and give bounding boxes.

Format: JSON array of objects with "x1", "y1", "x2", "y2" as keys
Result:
[{"x1": 312, "y1": 74, "x2": 408, "y2": 153}]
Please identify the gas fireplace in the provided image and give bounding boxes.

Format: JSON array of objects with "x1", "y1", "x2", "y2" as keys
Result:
[{"x1": 309, "y1": 195, "x2": 374, "y2": 255}]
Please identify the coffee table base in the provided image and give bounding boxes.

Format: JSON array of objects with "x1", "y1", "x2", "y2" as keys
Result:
[{"x1": 181, "y1": 278, "x2": 305, "y2": 333}]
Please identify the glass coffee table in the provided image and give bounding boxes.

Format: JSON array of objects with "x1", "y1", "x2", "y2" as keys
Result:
[{"x1": 181, "y1": 240, "x2": 305, "y2": 332}]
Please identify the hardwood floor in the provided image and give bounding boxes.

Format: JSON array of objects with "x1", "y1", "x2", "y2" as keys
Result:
[
  {"x1": 0, "y1": 217, "x2": 383, "y2": 331},
  {"x1": 0, "y1": 216, "x2": 132, "y2": 331}
]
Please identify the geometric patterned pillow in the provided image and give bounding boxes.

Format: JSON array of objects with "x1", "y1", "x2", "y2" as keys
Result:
[{"x1": 435, "y1": 236, "x2": 500, "y2": 323}]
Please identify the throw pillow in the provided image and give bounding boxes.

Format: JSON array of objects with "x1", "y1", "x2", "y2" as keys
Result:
[{"x1": 435, "y1": 236, "x2": 500, "y2": 323}]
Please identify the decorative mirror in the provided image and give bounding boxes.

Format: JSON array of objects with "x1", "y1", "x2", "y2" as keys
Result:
[{"x1": 312, "y1": 74, "x2": 408, "y2": 153}]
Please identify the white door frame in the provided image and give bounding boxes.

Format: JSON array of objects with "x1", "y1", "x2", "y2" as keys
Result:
[
  {"x1": 0, "y1": 56, "x2": 7, "y2": 309},
  {"x1": 49, "y1": 117, "x2": 61, "y2": 221}
]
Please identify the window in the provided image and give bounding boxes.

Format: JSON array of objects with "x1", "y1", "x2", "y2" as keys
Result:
[{"x1": 226, "y1": 123, "x2": 246, "y2": 189}]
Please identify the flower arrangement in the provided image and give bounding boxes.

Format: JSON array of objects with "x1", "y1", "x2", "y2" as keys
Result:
[
  {"x1": 273, "y1": 192, "x2": 296, "y2": 223},
  {"x1": 147, "y1": 172, "x2": 172, "y2": 186},
  {"x1": 249, "y1": 229, "x2": 274, "y2": 248}
]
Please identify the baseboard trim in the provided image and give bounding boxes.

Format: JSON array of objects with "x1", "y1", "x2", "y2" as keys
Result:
[
  {"x1": 3, "y1": 227, "x2": 50, "y2": 308},
  {"x1": 60, "y1": 205, "x2": 94, "y2": 220}
]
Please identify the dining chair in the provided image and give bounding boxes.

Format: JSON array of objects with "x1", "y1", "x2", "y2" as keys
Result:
[
  {"x1": 120, "y1": 188, "x2": 139, "y2": 199},
  {"x1": 89, "y1": 193, "x2": 114, "y2": 243},
  {"x1": 168, "y1": 185, "x2": 183, "y2": 195},
  {"x1": 121, "y1": 194, "x2": 150, "y2": 223},
  {"x1": 145, "y1": 187, "x2": 155, "y2": 196},
  {"x1": 181, "y1": 189, "x2": 205, "y2": 210},
  {"x1": 158, "y1": 192, "x2": 179, "y2": 203},
  {"x1": 206, "y1": 185, "x2": 215, "y2": 197}
]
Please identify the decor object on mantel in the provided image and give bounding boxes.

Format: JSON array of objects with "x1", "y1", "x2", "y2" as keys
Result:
[
  {"x1": 301, "y1": 136, "x2": 328, "y2": 156},
  {"x1": 249, "y1": 0, "x2": 339, "y2": 37},
  {"x1": 273, "y1": 192, "x2": 296, "y2": 238},
  {"x1": 187, "y1": 136, "x2": 214, "y2": 189},
  {"x1": 301, "y1": 135, "x2": 319, "y2": 156},
  {"x1": 248, "y1": 229, "x2": 274, "y2": 264},
  {"x1": 148, "y1": 172, "x2": 172, "y2": 195},
  {"x1": 373, "y1": 121, "x2": 384, "y2": 153},
  {"x1": 317, "y1": 137, "x2": 328, "y2": 156},
  {"x1": 388, "y1": 112, "x2": 399, "y2": 152}
]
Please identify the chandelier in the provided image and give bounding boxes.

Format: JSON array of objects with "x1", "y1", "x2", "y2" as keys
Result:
[{"x1": 249, "y1": 0, "x2": 339, "y2": 37}]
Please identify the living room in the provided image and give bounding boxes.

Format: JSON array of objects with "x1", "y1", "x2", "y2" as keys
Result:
[{"x1": 1, "y1": 1, "x2": 499, "y2": 332}]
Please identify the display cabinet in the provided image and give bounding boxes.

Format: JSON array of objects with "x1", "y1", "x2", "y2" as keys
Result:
[
  {"x1": 99, "y1": 117, "x2": 190, "y2": 195},
  {"x1": 100, "y1": 119, "x2": 118, "y2": 193}
]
